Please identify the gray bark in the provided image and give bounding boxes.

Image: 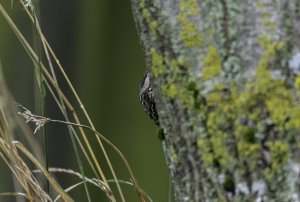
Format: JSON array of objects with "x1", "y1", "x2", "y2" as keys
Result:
[{"x1": 131, "y1": 0, "x2": 300, "y2": 201}]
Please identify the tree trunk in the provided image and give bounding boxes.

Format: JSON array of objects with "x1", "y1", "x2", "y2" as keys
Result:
[{"x1": 131, "y1": 0, "x2": 300, "y2": 201}]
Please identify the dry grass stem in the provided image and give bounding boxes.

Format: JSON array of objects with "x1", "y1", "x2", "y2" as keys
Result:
[{"x1": 0, "y1": 1, "x2": 149, "y2": 201}]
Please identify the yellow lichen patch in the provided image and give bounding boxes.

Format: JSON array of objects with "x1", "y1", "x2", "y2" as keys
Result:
[
  {"x1": 262, "y1": 17, "x2": 269, "y2": 26},
  {"x1": 197, "y1": 139, "x2": 214, "y2": 167},
  {"x1": 169, "y1": 145, "x2": 178, "y2": 163},
  {"x1": 261, "y1": 17, "x2": 277, "y2": 30},
  {"x1": 264, "y1": 141, "x2": 289, "y2": 180},
  {"x1": 155, "y1": 55, "x2": 198, "y2": 107},
  {"x1": 258, "y1": 34, "x2": 284, "y2": 51},
  {"x1": 210, "y1": 131, "x2": 233, "y2": 167},
  {"x1": 256, "y1": 2, "x2": 264, "y2": 9},
  {"x1": 286, "y1": 108, "x2": 300, "y2": 130},
  {"x1": 139, "y1": 0, "x2": 158, "y2": 38},
  {"x1": 177, "y1": 0, "x2": 202, "y2": 48},
  {"x1": 202, "y1": 47, "x2": 222, "y2": 80},
  {"x1": 142, "y1": 8, "x2": 151, "y2": 21},
  {"x1": 295, "y1": 75, "x2": 300, "y2": 89},
  {"x1": 178, "y1": 22, "x2": 202, "y2": 48},
  {"x1": 192, "y1": 30, "x2": 300, "y2": 181},
  {"x1": 149, "y1": 48, "x2": 165, "y2": 77},
  {"x1": 204, "y1": 108, "x2": 235, "y2": 169},
  {"x1": 206, "y1": 91, "x2": 222, "y2": 105},
  {"x1": 255, "y1": 37, "x2": 290, "y2": 132},
  {"x1": 258, "y1": 2, "x2": 278, "y2": 31},
  {"x1": 237, "y1": 141, "x2": 261, "y2": 171},
  {"x1": 162, "y1": 83, "x2": 177, "y2": 99},
  {"x1": 150, "y1": 20, "x2": 158, "y2": 37},
  {"x1": 178, "y1": 89, "x2": 195, "y2": 108},
  {"x1": 179, "y1": 0, "x2": 199, "y2": 16},
  {"x1": 256, "y1": 36, "x2": 284, "y2": 93},
  {"x1": 266, "y1": 96, "x2": 292, "y2": 131}
]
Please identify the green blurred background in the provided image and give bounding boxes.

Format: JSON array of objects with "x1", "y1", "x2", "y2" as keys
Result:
[{"x1": 0, "y1": 0, "x2": 169, "y2": 201}]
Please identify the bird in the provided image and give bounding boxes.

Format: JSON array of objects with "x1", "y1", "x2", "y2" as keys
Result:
[{"x1": 139, "y1": 71, "x2": 159, "y2": 126}]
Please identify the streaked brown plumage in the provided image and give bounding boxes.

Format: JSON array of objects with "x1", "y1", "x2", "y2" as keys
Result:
[{"x1": 139, "y1": 71, "x2": 159, "y2": 125}]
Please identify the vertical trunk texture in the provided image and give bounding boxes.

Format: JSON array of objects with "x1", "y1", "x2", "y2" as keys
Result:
[{"x1": 131, "y1": 0, "x2": 300, "y2": 201}]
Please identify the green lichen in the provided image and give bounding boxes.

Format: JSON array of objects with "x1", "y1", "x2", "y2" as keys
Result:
[
  {"x1": 255, "y1": 36, "x2": 288, "y2": 132},
  {"x1": 150, "y1": 20, "x2": 158, "y2": 37},
  {"x1": 141, "y1": 7, "x2": 151, "y2": 21},
  {"x1": 162, "y1": 76, "x2": 198, "y2": 108},
  {"x1": 256, "y1": 2, "x2": 265, "y2": 9},
  {"x1": 202, "y1": 46, "x2": 222, "y2": 81},
  {"x1": 139, "y1": 0, "x2": 151, "y2": 24},
  {"x1": 177, "y1": 0, "x2": 202, "y2": 48},
  {"x1": 197, "y1": 91, "x2": 236, "y2": 170},
  {"x1": 264, "y1": 141, "x2": 289, "y2": 180},
  {"x1": 197, "y1": 139, "x2": 214, "y2": 167},
  {"x1": 162, "y1": 83, "x2": 177, "y2": 98},
  {"x1": 266, "y1": 95, "x2": 291, "y2": 132},
  {"x1": 196, "y1": 34, "x2": 300, "y2": 191},
  {"x1": 295, "y1": 75, "x2": 300, "y2": 89},
  {"x1": 150, "y1": 52, "x2": 199, "y2": 109},
  {"x1": 139, "y1": 0, "x2": 159, "y2": 38},
  {"x1": 149, "y1": 48, "x2": 165, "y2": 77},
  {"x1": 257, "y1": 2, "x2": 278, "y2": 32},
  {"x1": 178, "y1": 22, "x2": 202, "y2": 48},
  {"x1": 286, "y1": 108, "x2": 300, "y2": 130},
  {"x1": 169, "y1": 145, "x2": 178, "y2": 163},
  {"x1": 262, "y1": 17, "x2": 276, "y2": 30},
  {"x1": 179, "y1": 0, "x2": 199, "y2": 16},
  {"x1": 258, "y1": 34, "x2": 284, "y2": 56}
]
